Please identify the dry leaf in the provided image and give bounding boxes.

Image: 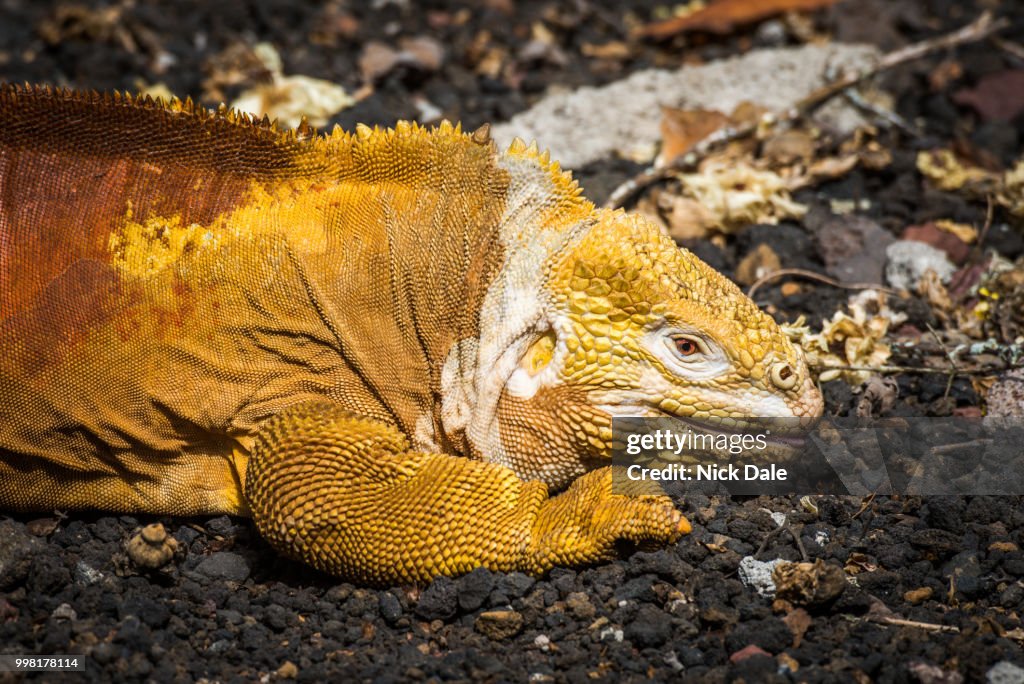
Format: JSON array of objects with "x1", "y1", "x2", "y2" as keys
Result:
[
  {"x1": 918, "y1": 151, "x2": 1024, "y2": 220},
  {"x1": 782, "y1": 608, "x2": 812, "y2": 647},
  {"x1": 359, "y1": 41, "x2": 401, "y2": 82},
  {"x1": 580, "y1": 41, "x2": 631, "y2": 60},
  {"x1": 659, "y1": 106, "x2": 731, "y2": 165},
  {"x1": 763, "y1": 128, "x2": 815, "y2": 166},
  {"x1": 1001, "y1": 159, "x2": 1024, "y2": 218},
  {"x1": 735, "y1": 243, "x2": 782, "y2": 286},
  {"x1": 772, "y1": 559, "x2": 847, "y2": 606},
  {"x1": 928, "y1": 59, "x2": 963, "y2": 92},
  {"x1": 903, "y1": 587, "x2": 933, "y2": 604},
  {"x1": 784, "y1": 290, "x2": 905, "y2": 384},
  {"x1": 230, "y1": 43, "x2": 353, "y2": 128},
  {"x1": 953, "y1": 70, "x2": 1024, "y2": 122},
  {"x1": 637, "y1": 0, "x2": 842, "y2": 39},
  {"x1": 916, "y1": 149, "x2": 1000, "y2": 194},
  {"x1": 933, "y1": 219, "x2": 977, "y2": 244},
  {"x1": 902, "y1": 222, "x2": 971, "y2": 265},
  {"x1": 674, "y1": 158, "x2": 807, "y2": 234},
  {"x1": 660, "y1": 194, "x2": 718, "y2": 241},
  {"x1": 788, "y1": 154, "x2": 860, "y2": 190},
  {"x1": 843, "y1": 552, "x2": 877, "y2": 575},
  {"x1": 26, "y1": 518, "x2": 60, "y2": 536}
]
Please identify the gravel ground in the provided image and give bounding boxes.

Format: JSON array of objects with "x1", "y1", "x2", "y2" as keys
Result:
[{"x1": 1, "y1": 0, "x2": 1023, "y2": 681}]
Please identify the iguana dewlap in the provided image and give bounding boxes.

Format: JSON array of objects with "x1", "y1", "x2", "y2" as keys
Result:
[{"x1": 0, "y1": 85, "x2": 822, "y2": 583}]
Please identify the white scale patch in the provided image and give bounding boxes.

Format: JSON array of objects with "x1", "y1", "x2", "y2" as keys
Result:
[{"x1": 438, "y1": 153, "x2": 588, "y2": 469}]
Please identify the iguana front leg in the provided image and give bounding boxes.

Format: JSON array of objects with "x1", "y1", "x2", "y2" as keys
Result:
[{"x1": 245, "y1": 402, "x2": 690, "y2": 583}]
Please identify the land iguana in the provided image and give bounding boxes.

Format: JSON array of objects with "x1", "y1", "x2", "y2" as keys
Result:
[{"x1": 0, "y1": 85, "x2": 823, "y2": 584}]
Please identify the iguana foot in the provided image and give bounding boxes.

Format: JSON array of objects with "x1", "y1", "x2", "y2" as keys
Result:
[{"x1": 245, "y1": 402, "x2": 689, "y2": 584}]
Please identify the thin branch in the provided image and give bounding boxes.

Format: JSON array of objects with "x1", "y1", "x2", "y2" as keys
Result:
[
  {"x1": 925, "y1": 323, "x2": 959, "y2": 398},
  {"x1": 991, "y1": 36, "x2": 1024, "y2": 63},
  {"x1": 978, "y1": 194, "x2": 995, "y2": 247},
  {"x1": 875, "y1": 616, "x2": 960, "y2": 633},
  {"x1": 604, "y1": 11, "x2": 1008, "y2": 209},
  {"x1": 842, "y1": 88, "x2": 918, "y2": 136},
  {"x1": 813, "y1": 363, "x2": 1010, "y2": 376},
  {"x1": 850, "y1": 493, "x2": 875, "y2": 520},
  {"x1": 747, "y1": 268, "x2": 896, "y2": 299},
  {"x1": 753, "y1": 514, "x2": 810, "y2": 562}
]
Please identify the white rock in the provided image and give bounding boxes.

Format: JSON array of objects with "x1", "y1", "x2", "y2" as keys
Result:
[
  {"x1": 738, "y1": 556, "x2": 787, "y2": 598},
  {"x1": 885, "y1": 240, "x2": 956, "y2": 291},
  {"x1": 987, "y1": 661, "x2": 1024, "y2": 684},
  {"x1": 51, "y1": 603, "x2": 77, "y2": 621},
  {"x1": 599, "y1": 626, "x2": 624, "y2": 643},
  {"x1": 492, "y1": 43, "x2": 880, "y2": 169}
]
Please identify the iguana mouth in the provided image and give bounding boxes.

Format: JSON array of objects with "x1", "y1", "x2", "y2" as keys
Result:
[{"x1": 600, "y1": 402, "x2": 813, "y2": 451}]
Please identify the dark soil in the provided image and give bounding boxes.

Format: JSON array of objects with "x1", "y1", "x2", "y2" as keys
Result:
[{"x1": 2, "y1": 0, "x2": 1023, "y2": 682}]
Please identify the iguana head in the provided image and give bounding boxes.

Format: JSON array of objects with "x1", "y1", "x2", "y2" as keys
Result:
[
  {"x1": 484, "y1": 208, "x2": 822, "y2": 489},
  {"x1": 445, "y1": 140, "x2": 822, "y2": 489}
]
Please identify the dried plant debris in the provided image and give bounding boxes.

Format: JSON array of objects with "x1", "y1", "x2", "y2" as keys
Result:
[
  {"x1": 491, "y1": 43, "x2": 879, "y2": 169},
  {"x1": 636, "y1": 0, "x2": 842, "y2": 40},
  {"x1": 917, "y1": 150, "x2": 1024, "y2": 221},
  {"x1": 228, "y1": 43, "x2": 353, "y2": 129},
  {"x1": 784, "y1": 290, "x2": 905, "y2": 384},
  {"x1": 643, "y1": 89, "x2": 899, "y2": 239},
  {"x1": 37, "y1": 1, "x2": 164, "y2": 63}
]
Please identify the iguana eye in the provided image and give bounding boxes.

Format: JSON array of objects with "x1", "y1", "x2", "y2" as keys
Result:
[{"x1": 669, "y1": 334, "x2": 706, "y2": 360}]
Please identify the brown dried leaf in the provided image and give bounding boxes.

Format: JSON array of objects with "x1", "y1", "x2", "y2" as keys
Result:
[
  {"x1": 398, "y1": 36, "x2": 446, "y2": 72},
  {"x1": 637, "y1": 0, "x2": 841, "y2": 39},
  {"x1": 232, "y1": 44, "x2": 353, "y2": 129},
  {"x1": 773, "y1": 559, "x2": 847, "y2": 607},
  {"x1": 788, "y1": 154, "x2": 860, "y2": 190},
  {"x1": 934, "y1": 219, "x2": 977, "y2": 245},
  {"x1": 674, "y1": 158, "x2": 807, "y2": 234},
  {"x1": 782, "y1": 608, "x2": 812, "y2": 647},
  {"x1": 1001, "y1": 159, "x2": 1024, "y2": 218},
  {"x1": 763, "y1": 129, "x2": 815, "y2": 166},
  {"x1": 916, "y1": 149, "x2": 1000, "y2": 194},
  {"x1": 902, "y1": 222, "x2": 972, "y2": 265},
  {"x1": 659, "y1": 107, "x2": 732, "y2": 164},
  {"x1": 844, "y1": 552, "x2": 877, "y2": 575},
  {"x1": 660, "y1": 195, "x2": 717, "y2": 241},
  {"x1": 953, "y1": 70, "x2": 1024, "y2": 122},
  {"x1": 359, "y1": 42, "x2": 401, "y2": 82},
  {"x1": 904, "y1": 587, "x2": 934, "y2": 604},
  {"x1": 787, "y1": 290, "x2": 905, "y2": 384},
  {"x1": 580, "y1": 41, "x2": 632, "y2": 60},
  {"x1": 928, "y1": 60, "x2": 963, "y2": 92},
  {"x1": 26, "y1": 518, "x2": 59, "y2": 537},
  {"x1": 735, "y1": 243, "x2": 782, "y2": 286}
]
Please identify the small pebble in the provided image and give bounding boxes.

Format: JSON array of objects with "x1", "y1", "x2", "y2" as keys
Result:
[
  {"x1": 474, "y1": 610, "x2": 524, "y2": 640},
  {"x1": 194, "y1": 552, "x2": 249, "y2": 582},
  {"x1": 126, "y1": 523, "x2": 179, "y2": 570}
]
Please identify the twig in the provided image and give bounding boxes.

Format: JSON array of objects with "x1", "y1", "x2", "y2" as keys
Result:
[
  {"x1": 992, "y1": 36, "x2": 1024, "y2": 63},
  {"x1": 604, "y1": 11, "x2": 1008, "y2": 209},
  {"x1": 747, "y1": 268, "x2": 896, "y2": 299},
  {"x1": 925, "y1": 323, "x2": 958, "y2": 399},
  {"x1": 929, "y1": 438, "x2": 993, "y2": 456},
  {"x1": 753, "y1": 513, "x2": 808, "y2": 561},
  {"x1": 978, "y1": 194, "x2": 995, "y2": 247},
  {"x1": 875, "y1": 616, "x2": 960, "y2": 633},
  {"x1": 788, "y1": 520, "x2": 809, "y2": 562},
  {"x1": 813, "y1": 363, "x2": 1009, "y2": 376},
  {"x1": 842, "y1": 88, "x2": 918, "y2": 136},
  {"x1": 850, "y1": 493, "x2": 875, "y2": 520}
]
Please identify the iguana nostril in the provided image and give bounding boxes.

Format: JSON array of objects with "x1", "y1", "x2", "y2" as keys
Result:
[{"x1": 770, "y1": 362, "x2": 797, "y2": 390}]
